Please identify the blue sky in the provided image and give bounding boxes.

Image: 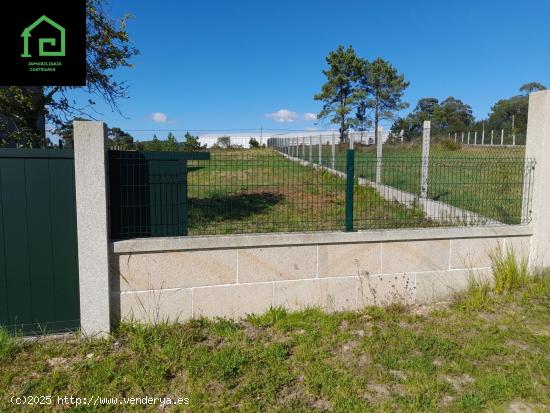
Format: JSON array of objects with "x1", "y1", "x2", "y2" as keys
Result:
[{"x1": 69, "y1": 0, "x2": 550, "y2": 140}]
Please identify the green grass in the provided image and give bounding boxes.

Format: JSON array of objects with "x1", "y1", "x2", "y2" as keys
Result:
[
  {"x1": 184, "y1": 144, "x2": 528, "y2": 234},
  {"x1": 1, "y1": 272, "x2": 549, "y2": 412},
  {"x1": 186, "y1": 148, "x2": 429, "y2": 235},
  {"x1": 324, "y1": 142, "x2": 527, "y2": 224}
]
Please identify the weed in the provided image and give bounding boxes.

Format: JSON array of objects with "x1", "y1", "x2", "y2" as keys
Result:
[
  {"x1": 0, "y1": 328, "x2": 13, "y2": 362},
  {"x1": 490, "y1": 245, "x2": 528, "y2": 294}
]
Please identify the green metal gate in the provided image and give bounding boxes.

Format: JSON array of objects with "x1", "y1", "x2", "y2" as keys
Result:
[{"x1": 0, "y1": 149, "x2": 80, "y2": 334}]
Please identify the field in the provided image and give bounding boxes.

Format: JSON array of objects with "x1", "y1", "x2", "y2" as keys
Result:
[
  {"x1": 300, "y1": 143, "x2": 529, "y2": 225},
  {"x1": 186, "y1": 149, "x2": 428, "y2": 235},
  {"x1": 1, "y1": 269, "x2": 549, "y2": 412},
  {"x1": 184, "y1": 144, "x2": 529, "y2": 236}
]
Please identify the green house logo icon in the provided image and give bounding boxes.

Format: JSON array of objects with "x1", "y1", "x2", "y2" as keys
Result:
[{"x1": 20, "y1": 15, "x2": 66, "y2": 58}]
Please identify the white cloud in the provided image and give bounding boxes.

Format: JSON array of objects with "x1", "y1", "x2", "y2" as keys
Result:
[
  {"x1": 303, "y1": 112, "x2": 317, "y2": 121},
  {"x1": 151, "y1": 112, "x2": 168, "y2": 123},
  {"x1": 265, "y1": 109, "x2": 298, "y2": 123}
]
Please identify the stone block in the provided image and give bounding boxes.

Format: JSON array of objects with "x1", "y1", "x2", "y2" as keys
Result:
[
  {"x1": 382, "y1": 240, "x2": 449, "y2": 273},
  {"x1": 318, "y1": 243, "x2": 381, "y2": 277},
  {"x1": 193, "y1": 283, "x2": 273, "y2": 319},
  {"x1": 238, "y1": 246, "x2": 316, "y2": 283}
]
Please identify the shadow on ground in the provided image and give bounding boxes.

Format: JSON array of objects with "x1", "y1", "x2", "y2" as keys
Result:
[{"x1": 188, "y1": 192, "x2": 284, "y2": 226}]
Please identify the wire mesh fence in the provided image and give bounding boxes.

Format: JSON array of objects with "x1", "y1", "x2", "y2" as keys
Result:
[
  {"x1": 108, "y1": 142, "x2": 533, "y2": 239},
  {"x1": 437, "y1": 130, "x2": 527, "y2": 147},
  {"x1": 269, "y1": 135, "x2": 533, "y2": 224}
]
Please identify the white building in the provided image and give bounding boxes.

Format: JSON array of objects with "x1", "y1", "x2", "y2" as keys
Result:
[
  {"x1": 198, "y1": 128, "x2": 390, "y2": 149},
  {"x1": 271, "y1": 128, "x2": 390, "y2": 146},
  {"x1": 197, "y1": 133, "x2": 270, "y2": 148}
]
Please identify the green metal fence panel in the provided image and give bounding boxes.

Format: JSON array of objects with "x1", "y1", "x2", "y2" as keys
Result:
[
  {"x1": 108, "y1": 150, "x2": 210, "y2": 239},
  {"x1": 48, "y1": 159, "x2": 80, "y2": 326},
  {"x1": 0, "y1": 149, "x2": 79, "y2": 334}
]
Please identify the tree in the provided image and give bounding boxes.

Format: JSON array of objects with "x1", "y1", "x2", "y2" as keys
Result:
[
  {"x1": 486, "y1": 96, "x2": 528, "y2": 135},
  {"x1": 164, "y1": 132, "x2": 179, "y2": 151},
  {"x1": 519, "y1": 82, "x2": 546, "y2": 95},
  {"x1": 52, "y1": 117, "x2": 89, "y2": 148},
  {"x1": 145, "y1": 134, "x2": 163, "y2": 151},
  {"x1": 0, "y1": 87, "x2": 43, "y2": 147},
  {"x1": 389, "y1": 117, "x2": 414, "y2": 142},
  {"x1": 391, "y1": 98, "x2": 440, "y2": 139},
  {"x1": 216, "y1": 136, "x2": 231, "y2": 148},
  {"x1": 108, "y1": 127, "x2": 134, "y2": 149},
  {"x1": 434, "y1": 97, "x2": 474, "y2": 132},
  {"x1": 314, "y1": 45, "x2": 362, "y2": 143},
  {"x1": 357, "y1": 58, "x2": 409, "y2": 145},
  {"x1": 483, "y1": 83, "x2": 546, "y2": 139},
  {"x1": 181, "y1": 132, "x2": 204, "y2": 151},
  {"x1": 249, "y1": 138, "x2": 260, "y2": 148},
  {"x1": 390, "y1": 96, "x2": 474, "y2": 139},
  {"x1": 414, "y1": 98, "x2": 440, "y2": 118},
  {"x1": 0, "y1": 0, "x2": 139, "y2": 147}
]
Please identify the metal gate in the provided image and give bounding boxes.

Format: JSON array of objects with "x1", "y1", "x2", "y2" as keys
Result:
[{"x1": 0, "y1": 149, "x2": 80, "y2": 334}]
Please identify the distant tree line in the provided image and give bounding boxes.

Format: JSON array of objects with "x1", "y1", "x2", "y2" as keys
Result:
[
  {"x1": 390, "y1": 82, "x2": 546, "y2": 141},
  {"x1": 54, "y1": 121, "x2": 205, "y2": 152},
  {"x1": 137, "y1": 132, "x2": 205, "y2": 151}
]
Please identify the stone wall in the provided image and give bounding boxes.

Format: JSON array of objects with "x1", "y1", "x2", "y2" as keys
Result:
[{"x1": 110, "y1": 226, "x2": 531, "y2": 324}]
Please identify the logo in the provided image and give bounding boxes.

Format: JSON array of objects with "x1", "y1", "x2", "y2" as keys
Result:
[
  {"x1": 0, "y1": 1, "x2": 86, "y2": 86},
  {"x1": 21, "y1": 15, "x2": 66, "y2": 58}
]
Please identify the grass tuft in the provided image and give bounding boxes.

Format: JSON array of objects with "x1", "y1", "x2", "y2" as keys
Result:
[
  {"x1": 452, "y1": 274, "x2": 493, "y2": 312},
  {"x1": 490, "y1": 245, "x2": 528, "y2": 294},
  {"x1": 0, "y1": 328, "x2": 13, "y2": 362}
]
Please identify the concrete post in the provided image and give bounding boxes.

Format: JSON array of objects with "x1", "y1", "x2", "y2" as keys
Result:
[
  {"x1": 309, "y1": 136, "x2": 313, "y2": 162},
  {"x1": 461, "y1": 132, "x2": 464, "y2": 143},
  {"x1": 421, "y1": 121, "x2": 431, "y2": 198},
  {"x1": 375, "y1": 128, "x2": 383, "y2": 184},
  {"x1": 491, "y1": 130, "x2": 494, "y2": 145},
  {"x1": 467, "y1": 131, "x2": 470, "y2": 144},
  {"x1": 501, "y1": 129, "x2": 504, "y2": 145},
  {"x1": 474, "y1": 131, "x2": 478, "y2": 145},
  {"x1": 454, "y1": 132, "x2": 457, "y2": 142},
  {"x1": 525, "y1": 90, "x2": 550, "y2": 267},
  {"x1": 73, "y1": 121, "x2": 111, "y2": 337}
]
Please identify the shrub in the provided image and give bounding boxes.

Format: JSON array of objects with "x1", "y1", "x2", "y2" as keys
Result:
[
  {"x1": 249, "y1": 138, "x2": 260, "y2": 148},
  {"x1": 439, "y1": 138, "x2": 462, "y2": 151},
  {"x1": 216, "y1": 136, "x2": 231, "y2": 149}
]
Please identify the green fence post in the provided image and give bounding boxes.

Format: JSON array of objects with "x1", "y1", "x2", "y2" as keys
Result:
[{"x1": 345, "y1": 148, "x2": 355, "y2": 231}]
